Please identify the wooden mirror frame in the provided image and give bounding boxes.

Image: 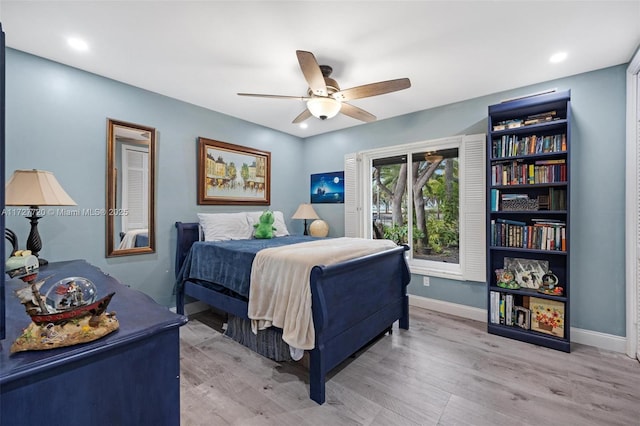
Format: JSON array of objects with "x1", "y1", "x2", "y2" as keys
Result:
[{"x1": 106, "y1": 118, "x2": 156, "y2": 257}]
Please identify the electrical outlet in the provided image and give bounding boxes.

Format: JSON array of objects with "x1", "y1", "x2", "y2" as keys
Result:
[{"x1": 423, "y1": 276, "x2": 430, "y2": 286}]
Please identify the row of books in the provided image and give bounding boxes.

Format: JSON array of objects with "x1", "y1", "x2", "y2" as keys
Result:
[
  {"x1": 491, "y1": 133, "x2": 566, "y2": 158},
  {"x1": 489, "y1": 291, "x2": 533, "y2": 329},
  {"x1": 491, "y1": 159, "x2": 567, "y2": 186},
  {"x1": 548, "y1": 187, "x2": 567, "y2": 210},
  {"x1": 490, "y1": 218, "x2": 566, "y2": 251}
]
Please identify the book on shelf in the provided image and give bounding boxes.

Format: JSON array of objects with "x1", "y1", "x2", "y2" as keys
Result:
[
  {"x1": 524, "y1": 110, "x2": 557, "y2": 126},
  {"x1": 490, "y1": 189, "x2": 500, "y2": 211},
  {"x1": 490, "y1": 291, "x2": 500, "y2": 324},
  {"x1": 501, "y1": 193, "x2": 528, "y2": 200}
]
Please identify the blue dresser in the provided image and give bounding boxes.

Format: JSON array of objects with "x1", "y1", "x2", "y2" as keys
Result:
[{"x1": 0, "y1": 260, "x2": 187, "y2": 425}]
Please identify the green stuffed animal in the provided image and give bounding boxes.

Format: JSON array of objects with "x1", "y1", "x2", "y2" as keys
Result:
[{"x1": 254, "y1": 210, "x2": 277, "y2": 239}]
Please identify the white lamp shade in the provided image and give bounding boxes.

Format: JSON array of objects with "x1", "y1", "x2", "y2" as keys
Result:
[
  {"x1": 306, "y1": 97, "x2": 341, "y2": 120},
  {"x1": 5, "y1": 169, "x2": 77, "y2": 206},
  {"x1": 291, "y1": 203, "x2": 319, "y2": 220}
]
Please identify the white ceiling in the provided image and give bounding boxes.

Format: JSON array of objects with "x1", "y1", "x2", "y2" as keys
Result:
[{"x1": 1, "y1": 1, "x2": 639, "y2": 138}]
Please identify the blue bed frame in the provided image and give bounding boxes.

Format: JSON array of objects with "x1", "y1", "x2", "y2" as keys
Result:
[{"x1": 174, "y1": 221, "x2": 411, "y2": 404}]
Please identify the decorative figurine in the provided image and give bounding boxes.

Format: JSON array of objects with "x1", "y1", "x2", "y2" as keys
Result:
[
  {"x1": 538, "y1": 270, "x2": 563, "y2": 296},
  {"x1": 496, "y1": 269, "x2": 520, "y2": 289},
  {"x1": 6, "y1": 251, "x2": 119, "y2": 354}
]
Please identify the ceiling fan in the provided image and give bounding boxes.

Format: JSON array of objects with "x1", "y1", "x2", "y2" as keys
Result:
[{"x1": 238, "y1": 50, "x2": 411, "y2": 124}]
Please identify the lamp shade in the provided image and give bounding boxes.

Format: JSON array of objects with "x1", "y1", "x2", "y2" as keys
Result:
[
  {"x1": 306, "y1": 97, "x2": 341, "y2": 120},
  {"x1": 5, "y1": 169, "x2": 76, "y2": 206},
  {"x1": 291, "y1": 203, "x2": 319, "y2": 220}
]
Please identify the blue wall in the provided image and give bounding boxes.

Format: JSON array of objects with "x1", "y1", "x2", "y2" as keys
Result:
[
  {"x1": 302, "y1": 65, "x2": 627, "y2": 336},
  {"x1": 4, "y1": 49, "x2": 304, "y2": 305},
  {"x1": 5, "y1": 49, "x2": 627, "y2": 337}
]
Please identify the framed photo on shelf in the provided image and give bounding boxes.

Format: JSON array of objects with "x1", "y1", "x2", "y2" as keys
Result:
[
  {"x1": 504, "y1": 257, "x2": 549, "y2": 289},
  {"x1": 514, "y1": 306, "x2": 531, "y2": 329},
  {"x1": 529, "y1": 297, "x2": 565, "y2": 337},
  {"x1": 197, "y1": 137, "x2": 271, "y2": 205}
]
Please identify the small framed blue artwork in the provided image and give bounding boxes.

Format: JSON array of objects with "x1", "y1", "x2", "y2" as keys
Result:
[{"x1": 311, "y1": 171, "x2": 344, "y2": 204}]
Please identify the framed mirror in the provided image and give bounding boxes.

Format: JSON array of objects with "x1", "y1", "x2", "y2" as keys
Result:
[{"x1": 106, "y1": 118, "x2": 156, "y2": 257}]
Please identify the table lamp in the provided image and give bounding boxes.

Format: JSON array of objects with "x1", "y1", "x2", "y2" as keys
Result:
[
  {"x1": 291, "y1": 203, "x2": 319, "y2": 235},
  {"x1": 5, "y1": 169, "x2": 77, "y2": 266}
]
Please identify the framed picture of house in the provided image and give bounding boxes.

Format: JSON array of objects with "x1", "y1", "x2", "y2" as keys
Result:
[
  {"x1": 197, "y1": 137, "x2": 271, "y2": 205},
  {"x1": 310, "y1": 171, "x2": 344, "y2": 204}
]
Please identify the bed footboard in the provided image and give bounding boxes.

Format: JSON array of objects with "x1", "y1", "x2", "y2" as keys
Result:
[
  {"x1": 308, "y1": 244, "x2": 410, "y2": 404},
  {"x1": 174, "y1": 221, "x2": 411, "y2": 405}
]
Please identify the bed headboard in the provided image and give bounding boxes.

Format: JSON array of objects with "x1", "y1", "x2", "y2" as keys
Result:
[{"x1": 174, "y1": 222, "x2": 200, "y2": 278}]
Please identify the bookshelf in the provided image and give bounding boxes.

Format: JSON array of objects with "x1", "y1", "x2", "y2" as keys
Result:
[{"x1": 486, "y1": 90, "x2": 571, "y2": 352}]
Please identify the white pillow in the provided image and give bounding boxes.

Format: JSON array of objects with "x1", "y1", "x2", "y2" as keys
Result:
[
  {"x1": 246, "y1": 210, "x2": 290, "y2": 237},
  {"x1": 273, "y1": 211, "x2": 290, "y2": 237},
  {"x1": 197, "y1": 212, "x2": 253, "y2": 241}
]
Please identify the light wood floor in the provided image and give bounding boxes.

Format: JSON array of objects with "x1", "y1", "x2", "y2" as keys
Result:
[{"x1": 179, "y1": 307, "x2": 640, "y2": 426}]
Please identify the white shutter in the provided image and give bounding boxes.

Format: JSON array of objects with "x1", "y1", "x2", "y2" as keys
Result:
[
  {"x1": 461, "y1": 134, "x2": 486, "y2": 282},
  {"x1": 122, "y1": 145, "x2": 149, "y2": 232},
  {"x1": 344, "y1": 153, "x2": 362, "y2": 237}
]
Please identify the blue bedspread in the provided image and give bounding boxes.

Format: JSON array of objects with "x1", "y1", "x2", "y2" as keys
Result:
[{"x1": 176, "y1": 236, "x2": 317, "y2": 298}]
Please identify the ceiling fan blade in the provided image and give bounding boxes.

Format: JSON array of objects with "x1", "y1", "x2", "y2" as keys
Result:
[
  {"x1": 292, "y1": 109, "x2": 312, "y2": 124},
  {"x1": 296, "y1": 50, "x2": 327, "y2": 97},
  {"x1": 237, "y1": 93, "x2": 308, "y2": 101},
  {"x1": 340, "y1": 103, "x2": 376, "y2": 122},
  {"x1": 333, "y1": 78, "x2": 411, "y2": 102}
]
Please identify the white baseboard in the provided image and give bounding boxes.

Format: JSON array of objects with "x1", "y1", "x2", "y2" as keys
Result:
[
  {"x1": 570, "y1": 327, "x2": 627, "y2": 353},
  {"x1": 409, "y1": 294, "x2": 486, "y2": 322},
  {"x1": 169, "y1": 301, "x2": 210, "y2": 316},
  {"x1": 408, "y1": 295, "x2": 628, "y2": 354}
]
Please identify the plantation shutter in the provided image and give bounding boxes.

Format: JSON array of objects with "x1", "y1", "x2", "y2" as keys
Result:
[
  {"x1": 344, "y1": 152, "x2": 362, "y2": 237},
  {"x1": 122, "y1": 145, "x2": 148, "y2": 232},
  {"x1": 461, "y1": 134, "x2": 486, "y2": 282}
]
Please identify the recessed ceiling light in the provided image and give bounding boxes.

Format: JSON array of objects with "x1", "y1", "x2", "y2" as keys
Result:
[
  {"x1": 549, "y1": 51, "x2": 567, "y2": 63},
  {"x1": 299, "y1": 122, "x2": 308, "y2": 129},
  {"x1": 67, "y1": 37, "x2": 89, "y2": 52}
]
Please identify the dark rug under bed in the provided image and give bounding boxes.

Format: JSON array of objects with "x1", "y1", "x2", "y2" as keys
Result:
[{"x1": 223, "y1": 315, "x2": 292, "y2": 362}]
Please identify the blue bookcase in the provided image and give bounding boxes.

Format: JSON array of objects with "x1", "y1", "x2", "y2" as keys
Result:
[{"x1": 486, "y1": 90, "x2": 571, "y2": 352}]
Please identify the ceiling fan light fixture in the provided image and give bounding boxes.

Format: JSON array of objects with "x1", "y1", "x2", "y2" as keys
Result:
[{"x1": 307, "y1": 97, "x2": 341, "y2": 120}]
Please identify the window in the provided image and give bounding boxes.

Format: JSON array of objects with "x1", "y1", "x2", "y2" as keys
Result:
[{"x1": 345, "y1": 134, "x2": 486, "y2": 281}]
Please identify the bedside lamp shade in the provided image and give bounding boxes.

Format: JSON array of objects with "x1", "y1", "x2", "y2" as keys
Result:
[
  {"x1": 291, "y1": 203, "x2": 319, "y2": 236},
  {"x1": 5, "y1": 169, "x2": 76, "y2": 206},
  {"x1": 5, "y1": 169, "x2": 76, "y2": 265}
]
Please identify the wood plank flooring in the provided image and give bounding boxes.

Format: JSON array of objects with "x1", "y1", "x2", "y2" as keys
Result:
[{"x1": 179, "y1": 307, "x2": 640, "y2": 425}]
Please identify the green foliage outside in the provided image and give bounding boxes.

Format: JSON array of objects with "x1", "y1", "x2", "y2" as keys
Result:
[
  {"x1": 383, "y1": 223, "x2": 425, "y2": 246},
  {"x1": 376, "y1": 157, "x2": 459, "y2": 259}
]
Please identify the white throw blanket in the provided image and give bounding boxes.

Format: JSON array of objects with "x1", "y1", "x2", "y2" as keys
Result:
[
  {"x1": 248, "y1": 237, "x2": 397, "y2": 350},
  {"x1": 118, "y1": 228, "x2": 148, "y2": 250}
]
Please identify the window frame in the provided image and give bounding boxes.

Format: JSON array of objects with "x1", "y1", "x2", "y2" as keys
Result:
[{"x1": 346, "y1": 134, "x2": 486, "y2": 281}]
